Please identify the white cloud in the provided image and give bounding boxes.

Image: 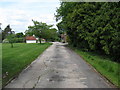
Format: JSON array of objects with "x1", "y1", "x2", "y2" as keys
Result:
[
  {"x1": 0, "y1": 0, "x2": 60, "y2": 33},
  {"x1": 0, "y1": 0, "x2": 60, "y2": 2},
  {"x1": 0, "y1": 8, "x2": 30, "y2": 31}
]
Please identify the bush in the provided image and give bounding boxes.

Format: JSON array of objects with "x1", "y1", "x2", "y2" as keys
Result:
[
  {"x1": 13, "y1": 38, "x2": 25, "y2": 43},
  {"x1": 56, "y1": 2, "x2": 120, "y2": 62},
  {"x1": 3, "y1": 39, "x2": 9, "y2": 43}
]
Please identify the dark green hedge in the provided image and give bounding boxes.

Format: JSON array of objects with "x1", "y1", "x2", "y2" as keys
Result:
[{"x1": 56, "y1": 2, "x2": 120, "y2": 62}]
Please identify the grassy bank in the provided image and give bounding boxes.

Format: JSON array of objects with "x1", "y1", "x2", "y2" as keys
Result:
[
  {"x1": 69, "y1": 46, "x2": 120, "y2": 87},
  {"x1": 2, "y1": 43, "x2": 52, "y2": 87}
]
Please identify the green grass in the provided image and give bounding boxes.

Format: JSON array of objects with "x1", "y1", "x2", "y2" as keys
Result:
[
  {"x1": 2, "y1": 43, "x2": 52, "y2": 87},
  {"x1": 69, "y1": 46, "x2": 120, "y2": 87}
]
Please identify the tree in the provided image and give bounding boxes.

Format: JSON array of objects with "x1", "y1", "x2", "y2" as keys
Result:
[
  {"x1": 7, "y1": 34, "x2": 15, "y2": 48},
  {"x1": 15, "y1": 32, "x2": 24, "y2": 38},
  {"x1": 2, "y1": 25, "x2": 12, "y2": 40},
  {"x1": 24, "y1": 29, "x2": 34, "y2": 36},
  {"x1": 55, "y1": 2, "x2": 120, "y2": 62},
  {"x1": 5, "y1": 25, "x2": 15, "y2": 48},
  {"x1": 25, "y1": 20, "x2": 58, "y2": 43},
  {"x1": 46, "y1": 28, "x2": 58, "y2": 41}
]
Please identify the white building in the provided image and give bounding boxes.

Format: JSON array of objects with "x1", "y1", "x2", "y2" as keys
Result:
[
  {"x1": 26, "y1": 36, "x2": 37, "y2": 43},
  {"x1": 26, "y1": 35, "x2": 46, "y2": 43}
]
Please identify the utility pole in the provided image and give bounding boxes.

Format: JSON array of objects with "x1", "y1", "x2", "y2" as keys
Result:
[
  {"x1": 0, "y1": 23, "x2": 2, "y2": 43},
  {"x1": 0, "y1": 23, "x2": 1, "y2": 30}
]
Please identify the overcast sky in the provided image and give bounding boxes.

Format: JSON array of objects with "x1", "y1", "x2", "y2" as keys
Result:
[{"x1": 0, "y1": 0, "x2": 60, "y2": 33}]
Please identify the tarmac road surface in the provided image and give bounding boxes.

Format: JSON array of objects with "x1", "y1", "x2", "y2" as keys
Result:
[{"x1": 5, "y1": 42, "x2": 112, "y2": 88}]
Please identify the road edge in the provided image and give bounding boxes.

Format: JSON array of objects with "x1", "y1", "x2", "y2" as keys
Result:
[
  {"x1": 65, "y1": 45, "x2": 117, "y2": 88},
  {"x1": 3, "y1": 43, "x2": 53, "y2": 88}
]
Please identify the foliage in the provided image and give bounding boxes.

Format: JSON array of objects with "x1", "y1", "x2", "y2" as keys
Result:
[
  {"x1": 2, "y1": 26, "x2": 25, "y2": 44},
  {"x1": 56, "y1": 2, "x2": 120, "y2": 62},
  {"x1": 7, "y1": 34, "x2": 15, "y2": 43},
  {"x1": 25, "y1": 20, "x2": 58, "y2": 43},
  {"x1": 15, "y1": 32, "x2": 24, "y2": 38},
  {"x1": 7, "y1": 34, "x2": 15, "y2": 48},
  {"x1": 2, "y1": 25, "x2": 13, "y2": 41},
  {"x1": 14, "y1": 32, "x2": 25, "y2": 43},
  {"x1": 3, "y1": 25, "x2": 15, "y2": 48},
  {"x1": 13, "y1": 38, "x2": 25, "y2": 43},
  {"x1": 2, "y1": 39, "x2": 9, "y2": 43}
]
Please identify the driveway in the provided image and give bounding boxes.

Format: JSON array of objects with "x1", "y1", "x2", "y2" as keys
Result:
[{"x1": 5, "y1": 42, "x2": 112, "y2": 88}]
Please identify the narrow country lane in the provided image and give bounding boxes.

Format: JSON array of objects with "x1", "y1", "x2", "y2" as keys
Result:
[{"x1": 5, "y1": 42, "x2": 112, "y2": 88}]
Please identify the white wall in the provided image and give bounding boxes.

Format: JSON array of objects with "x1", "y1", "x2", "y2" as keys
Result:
[{"x1": 26, "y1": 40, "x2": 36, "y2": 43}]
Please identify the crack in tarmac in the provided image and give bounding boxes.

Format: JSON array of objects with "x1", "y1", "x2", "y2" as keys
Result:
[
  {"x1": 43, "y1": 60, "x2": 48, "y2": 68},
  {"x1": 5, "y1": 42, "x2": 112, "y2": 88},
  {"x1": 23, "y1": 57, "x2": 49, "y2": 88},
  {"x1": 32, "y1": 69, "x2": 54, "y2": 89},
  {"x1": 32, "y1": 58, "x2": 53, "y2": 89}
]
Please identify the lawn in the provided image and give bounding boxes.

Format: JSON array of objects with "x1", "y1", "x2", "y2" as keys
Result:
[
  {"x1": 69, "y1": 46, "x2": 120, "y2": 87},
  {"x1": 2, "y1": 43, "x2": 52, "y2": 87}
]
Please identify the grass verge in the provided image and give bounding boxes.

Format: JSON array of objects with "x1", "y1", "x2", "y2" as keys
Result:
[
  {"x1": 2, "y1": 43, "x2": 52, "y2": 87},
  {"x1": 69, "y1": 46, "x2": 120, "y2": 88}
]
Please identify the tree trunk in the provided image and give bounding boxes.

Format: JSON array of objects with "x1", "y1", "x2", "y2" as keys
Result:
[
  {"x1": 39, "y1": 38, "x2": 41, "y2": 43},
  {"x1": 11, "y1": 43, "x2": 13, "y2": 48}
]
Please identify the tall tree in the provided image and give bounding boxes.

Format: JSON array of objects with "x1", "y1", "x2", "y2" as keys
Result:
[
  {"x1": 55, "y1": 2, "x2": 120, "y2": 62},
  {"x1": 2, "y1": 25, "x2": 12, "y2": 40},
  {"x1": 25, "y1": 20, "x2": 57, "y2": 43},
  {"x1": 5, "y1": 25, "x2": 15, "y2": 48},
  {"x1": 15, "y1": 32, "x2": 24, "y2": 38}
]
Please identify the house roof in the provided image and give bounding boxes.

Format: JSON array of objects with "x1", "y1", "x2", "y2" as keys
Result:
[{"x1": 26, "y1": 36, "x2": 36, "y2": 40}]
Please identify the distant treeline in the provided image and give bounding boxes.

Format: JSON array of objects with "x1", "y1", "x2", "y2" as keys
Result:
[
  {"x1": 56, "y1": 2, "x2": 120, "y2": 62},
  {"x1": 2, "y1": 21, "x2": 60, "y2": 44}
]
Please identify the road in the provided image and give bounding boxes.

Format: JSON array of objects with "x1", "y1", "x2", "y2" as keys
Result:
[{"x1": 5, "y1": 42, "x2": 112, "y2": 88}]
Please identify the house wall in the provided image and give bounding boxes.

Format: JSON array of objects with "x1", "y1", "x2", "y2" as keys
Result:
[{"x1": 26, "y1": 40, "x2": 36, "y2": 43}]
